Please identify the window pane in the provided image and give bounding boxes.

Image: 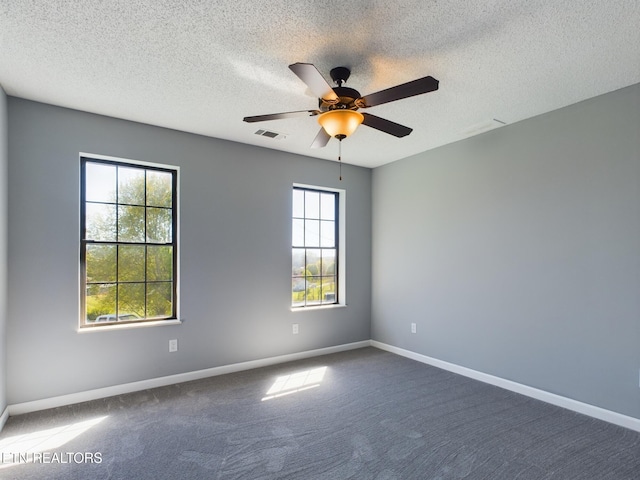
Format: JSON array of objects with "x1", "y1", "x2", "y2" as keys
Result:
[
  {"x1": 118, "y1": 167, "x2": 145, "y2": 205},
  {"x1": 147, "y1": 246, "x2": 173, "y2": 281},
  {"x1": 147, "y1": 207, "x2": 172, "y2": 243},
  {"x1": 82, "y1": 158, "x2": 177, "y2": 326},
  {"x1": 118, "y1": 205, "x2": 145, "y2": 242},
  {"x1": 305, "y1": 219, "x2": 320, "y2": 247},
  {"x1": 292, "y1": 278, "x2": 306, "y2": 306},
  {"x1": 85, "y1": 283, "x2": 116, "y2": 322},
  {"x1": 305, "y1": 249, "x2": 320, "y2": 276},
  {"x1": 86, "y1": 163, "x2": 116, "y2": 203},
  {"x1": 321, "y1": 249, "x2": 336, "y2": 275},
  {"x1": 291, "y1": 187, "x2": 340, "y2": 308},
  {"x1": 292, "y1": 248, "x2": 305, "y2": 277},
  {"x1": 86, "y1": 203, "x2": 116, "y2": 241},
  {"x1": 147, "y1": 170, "x2": 173, "y2": 207},
  {"x1": 305, "y1": 276, "x2": 322, "y2": 305},
  {"x1": 305, "y1": 191, "x2": 320, "y2": 219},
  {"x1": 320, "y1": 193, "x2": 335, "y2": 220},
  {"x1": 147, "y1": 283, "x2": 173, "y2": 318},
  {"x1": 320, "y1": 220, "x2": 335, "y2": 247},
  {"x1": 118, "y1": 245, "x2": 145, "y2": 282},
  {"x1": 292, "y1": 219, "x2": 304, "y2": 246},
  {"x1": 86, "y1": 245, "x2": 116, "y2": 283},
  {"x1": 321, "y1": 276, "x2": 337, "y2": 304},
  {"x1": 292, "y1": 189, "x2": 304, "y2": 218},
  {"x1": 118, "y1": 283, "x2": 146, "y2": 318}
]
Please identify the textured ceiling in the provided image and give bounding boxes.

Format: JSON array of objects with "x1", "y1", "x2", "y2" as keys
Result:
[{"x1": 1, "y1": 1, "x2": 639, "y2": 168}]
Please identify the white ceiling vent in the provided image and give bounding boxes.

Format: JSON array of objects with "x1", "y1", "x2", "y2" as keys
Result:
[{"x1": 255, "y1": 129, "x2": 286, "y2": 140}]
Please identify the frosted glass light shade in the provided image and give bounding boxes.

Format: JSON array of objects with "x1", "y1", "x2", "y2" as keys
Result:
[{"x1": 317, "y1": 110, "x2": 364, "y2": 138}]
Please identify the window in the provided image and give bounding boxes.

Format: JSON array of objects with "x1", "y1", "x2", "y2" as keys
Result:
[
  {"x1": 80, "y1": 156, "x2": 178, "y2": 327},
  {"x1": 292, "y1": 186, "x2": 339, "y2": 307}
]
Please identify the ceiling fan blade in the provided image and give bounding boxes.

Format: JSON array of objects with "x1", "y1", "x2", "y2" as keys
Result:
[
  {"x1": 310, "y1": 128, "x2": 331, "y2": 149},
  {"x1": 359, "y1": 76, "x2": 439, "y2": 108},
  {"x1": 243, "y1": 110, "x2": 320, "y2": 123},
  {"x1": 289, "y1": 63, "x2": 339, "y2": 103},
  {"x1": 361, "y1": 113, "x2": 413, "y2": 137}
]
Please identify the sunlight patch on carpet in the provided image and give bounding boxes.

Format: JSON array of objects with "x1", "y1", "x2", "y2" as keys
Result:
[
  {"x1": 262, "y1": 366, "x2": 327, "y2": 401},
  {"x1": 0, "y1": 415, "x2": 108, "y2": 469}
]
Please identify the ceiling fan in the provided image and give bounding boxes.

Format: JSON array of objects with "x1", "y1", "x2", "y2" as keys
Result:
[{"x1": 243, "y1": 63, "x2": 439, "y2": 148}]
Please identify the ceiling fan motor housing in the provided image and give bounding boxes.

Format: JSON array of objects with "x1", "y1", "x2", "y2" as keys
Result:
[
  {"x1": 317, "y1": 66, "x2": 362, "y2": 111},
  {"x1": 319, "y1": 86, "x2": 361, "y2": 111}
]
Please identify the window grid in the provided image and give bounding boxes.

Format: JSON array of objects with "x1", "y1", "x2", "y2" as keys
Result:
[
  {"x1": 80, "y1": 157, "x2": 178, "y2": 327},
  {"x1": 292, "y1": 187, "x2": 338, "y2": 307}
]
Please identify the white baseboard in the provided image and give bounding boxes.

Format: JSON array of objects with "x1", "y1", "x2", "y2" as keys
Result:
[
  {"x1": 371, "y1": 340, "x2": 640, "y2": 433},
  {"x1": 7, "y1": 339, "x2": 640, "y2": 434},
  {"x1": 7, "y1": 340, "x2": 370, "y2": 417}
]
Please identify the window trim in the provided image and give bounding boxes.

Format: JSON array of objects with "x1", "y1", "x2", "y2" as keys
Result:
[
  {"x1": 292, "y1": 183, "x2": 346, "y2": 309},
  {"x1": 79, "y1": 153, "x2": 180, "y2": 329}
]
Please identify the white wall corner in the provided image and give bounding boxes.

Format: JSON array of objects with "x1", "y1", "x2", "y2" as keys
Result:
[{"x1": 0, "y1": 405, "x2": 9, "y2": 432}]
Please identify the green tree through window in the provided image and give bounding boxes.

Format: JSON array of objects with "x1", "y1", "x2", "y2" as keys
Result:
[{"x1": 81, "y1": 157, "x2": 178, "y2": 326}]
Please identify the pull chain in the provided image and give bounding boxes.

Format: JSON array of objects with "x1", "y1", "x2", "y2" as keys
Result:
[{"x1": 338, "y1": 138, "x2": 343, "y2": 181}]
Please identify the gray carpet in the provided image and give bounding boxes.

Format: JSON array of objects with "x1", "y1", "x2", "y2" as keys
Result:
[{"x1": 1, "y1": 347, "x2": 639, "y2": 479}]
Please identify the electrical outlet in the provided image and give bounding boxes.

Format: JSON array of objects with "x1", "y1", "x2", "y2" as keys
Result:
[
  {"x1": 292, "y1": 324, "x2": 299, "y2": 335},
  {"x1": 169, "y1": 339, "x2": 178, "y2": 352},
  {"x1": 411, "y1": 323, "x2": 417, "y2": 334}
]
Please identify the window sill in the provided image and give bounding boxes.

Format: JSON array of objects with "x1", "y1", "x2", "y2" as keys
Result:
[
  {"x1": 290, "y1": 304, "x2": 347, "y2": 312},
  {"x1": 78, "y1": 318, "x2": 183, "y2": 333}
]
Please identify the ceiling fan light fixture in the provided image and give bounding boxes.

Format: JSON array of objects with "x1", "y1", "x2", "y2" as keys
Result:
[
  {"x1": 317, "y1": 110, "x2": 364, "y2": 139},
  {"x1": 244, "y1": 63, "x2": 439, "y2": 148}
]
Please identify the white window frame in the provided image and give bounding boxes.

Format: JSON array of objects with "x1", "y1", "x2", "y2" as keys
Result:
[
  {"x1": 292, "y1": 183, "x2": 346, "y2": 310},
  {"x1": 79, "y1": 153, "x2": 181, "y2": 330}
]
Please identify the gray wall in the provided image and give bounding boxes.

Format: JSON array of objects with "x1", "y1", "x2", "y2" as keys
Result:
[
  {"x1": 7, "y1": 98, "x2": 371, "y2": 404},
  {"x1": 372, "y1": 84, "x2": 640, "y2": 419},
  {"x1": 0, "y1": 87, "x2": 7, "y2": 413}
]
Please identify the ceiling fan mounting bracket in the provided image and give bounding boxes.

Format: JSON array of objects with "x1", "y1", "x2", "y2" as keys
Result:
[{"x1": 330, "y1": 66, "x2": 351, "y2": 87}]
